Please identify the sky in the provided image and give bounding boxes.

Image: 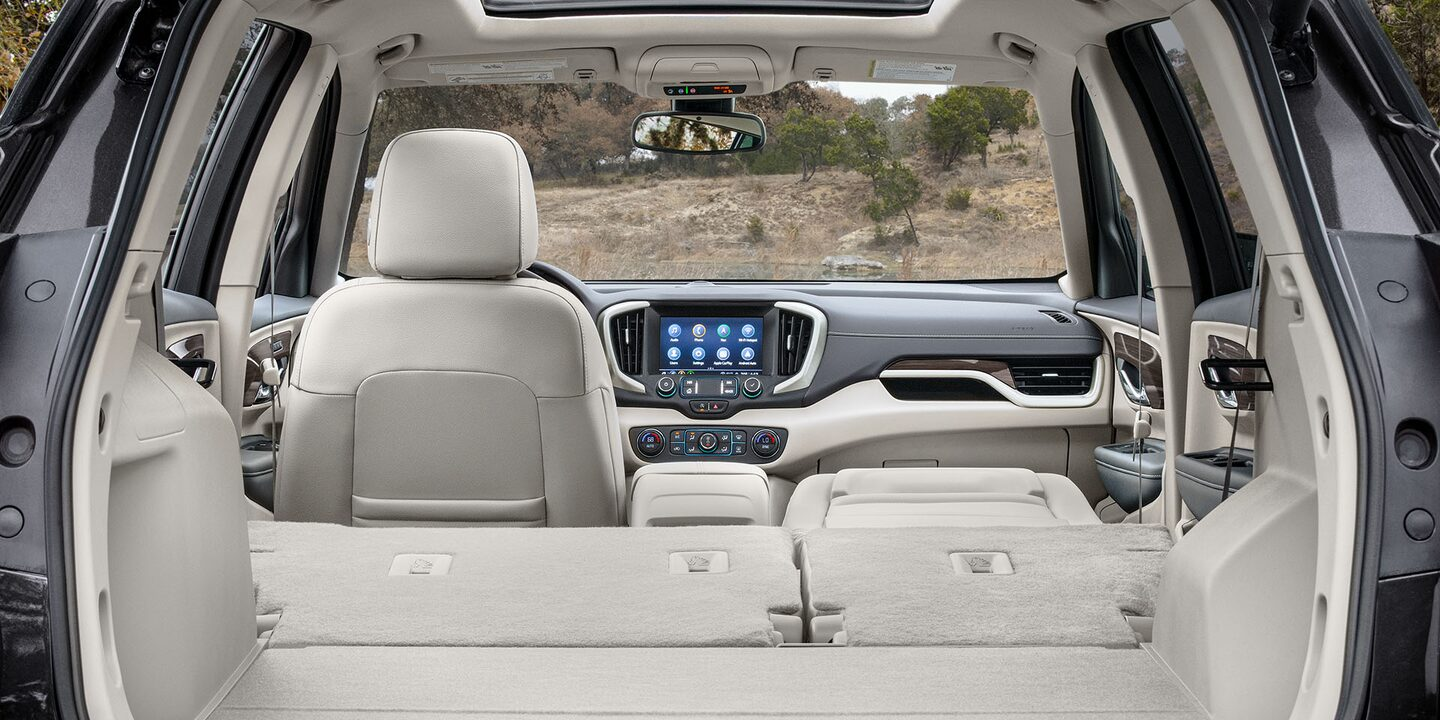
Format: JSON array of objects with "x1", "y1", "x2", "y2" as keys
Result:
[{"x1": 824, "y1": 81, "x2": 948, "y2": 102}]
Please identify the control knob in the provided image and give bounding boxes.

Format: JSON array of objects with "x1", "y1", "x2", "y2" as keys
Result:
[
  {"x1": 752, "y1": 429, "x2": 780, "y2": 458},
  {"x1": 697, "y1": 432, "x2": 720, "y2": 453},
  {"x1": 741, "y1": 376, "x2": 763, "y2": 398},
  {"x1": 656, "y1": 376, "x2": 677, "y2": 398},
  {"x1": 636, "y1": 428, "x2": 665, "y2": 458}
]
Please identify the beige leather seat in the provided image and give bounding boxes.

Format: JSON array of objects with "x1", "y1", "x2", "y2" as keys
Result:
[
  {"x1": 276, "y1": 129, "x2": 625, "y2": 527},
  {"x1": 784, "y1": 467, "x2": 1100, "y2": 529}
]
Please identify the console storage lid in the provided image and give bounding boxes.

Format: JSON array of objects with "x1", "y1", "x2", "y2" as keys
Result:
[{"x1": 630, "y1": 462, "x2": 772, "y2": 527}]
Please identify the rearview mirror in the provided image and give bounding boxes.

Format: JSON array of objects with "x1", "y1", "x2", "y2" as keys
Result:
[{"x1": 632, "y1": 111, "x2": 765, "y2": 155}]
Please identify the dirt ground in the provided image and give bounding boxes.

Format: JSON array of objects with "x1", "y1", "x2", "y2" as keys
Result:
[{"x1": 345, "y1": 128, "x2": 1065, "y2": 281}]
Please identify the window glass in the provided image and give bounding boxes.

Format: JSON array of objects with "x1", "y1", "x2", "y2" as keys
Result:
[
  {"x1": 1152, "y1": 20, "x2": 1257, "y2": 239},
  {"x1": 344, "y1": 82, "x2": 1064, "y2": 281},
  {"x1": 172, "y1": 22, "x2": 266, "y2": 232}
]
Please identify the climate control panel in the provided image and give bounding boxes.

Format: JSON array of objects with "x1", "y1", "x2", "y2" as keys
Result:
[{"x1": 631, "y1": 426, "x2": 788, "y2": 463}]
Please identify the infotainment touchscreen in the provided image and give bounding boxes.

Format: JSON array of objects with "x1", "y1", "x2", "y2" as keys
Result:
[{"x1": 659, "y1": 317, "x2": 762, "y2": 373}]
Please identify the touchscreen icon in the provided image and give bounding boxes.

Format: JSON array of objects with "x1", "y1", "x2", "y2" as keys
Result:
[
  {"x1": 667, "y1": 324, "x2": 682, "y2": 338},
  {"x1": 717, "y1": 324, "x2": 731, "y2": 338},
  {"x1": 741, "y1": 324, "x2": 756, "y2": 338},
  {"x1": 740, "y1": 347, "x2": 756, "y2": 361},
  {"x1": 716, "y1": 347, "x2": 731, "y2": 361},
  {"x1": 691, "y1": 324, "x2": 706, "y2": 338},
  {"x1": 667, "y1": 347, "x2": 682, "y2": 361},
  {"x1": 691, "y1": 347, "x2": 707, "y2": 361}
]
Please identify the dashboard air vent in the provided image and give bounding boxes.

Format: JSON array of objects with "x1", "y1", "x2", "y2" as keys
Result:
[
  {"x1": 1008, "y1": 357, "x2": 1094, "y2": 396},
  {"x1": 777, "y1": 309, "x2": 813, "y2": 376},
  {"x1": 610, "y1": 309, "x2": 645, "y2": 376},
  {"x1": 1039, "y1": 310, "x2": 1075, "y2": 324}
]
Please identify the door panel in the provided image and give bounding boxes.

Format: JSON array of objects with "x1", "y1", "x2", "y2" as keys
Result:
[
  {"x1": 1077, "y1": 302, "x2": 1167, "y2": 522},
  {"x1": 244, "y1": 293, "x2": 315, "y2": 437},
  {"x1": 160, "y1": 289, "x2": 223, "y2": 401}
]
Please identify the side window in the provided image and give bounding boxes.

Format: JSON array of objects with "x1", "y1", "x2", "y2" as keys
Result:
[
  {"x1": 1075, "y1": 79, "x2": 1148, "y2": 298},
  {"x1": 1152, "y1": 21, "x2": 1258, "y2": 244},
  {"x1": 172, "y1": 22, "x2": 265, "y2": 235}
]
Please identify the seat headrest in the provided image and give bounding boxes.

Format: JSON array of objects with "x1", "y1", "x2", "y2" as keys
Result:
[{"x1": 366, "y1": 129, "x2": 539, "y2": 279}]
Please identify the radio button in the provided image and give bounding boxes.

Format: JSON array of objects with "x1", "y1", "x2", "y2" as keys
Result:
[{"x1": 656, "y1": 376, "x2": 677, "y2": 397}]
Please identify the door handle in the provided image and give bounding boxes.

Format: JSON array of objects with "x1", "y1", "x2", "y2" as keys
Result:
[{"x1": 1115, "y1": 357, "x2": 1149, "y2": 406}]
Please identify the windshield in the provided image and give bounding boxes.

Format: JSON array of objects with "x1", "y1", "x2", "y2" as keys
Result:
[{"x1": 346, "y1": 81, "x2": 1063, "y2": 281}]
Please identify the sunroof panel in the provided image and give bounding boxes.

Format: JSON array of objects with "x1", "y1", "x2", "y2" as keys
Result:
[{"x1": 481, "y1": 0, "x2": 932, "y2": 17}]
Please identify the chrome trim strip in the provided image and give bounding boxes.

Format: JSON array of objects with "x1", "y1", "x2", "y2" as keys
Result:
[
  {"x1": 598, "y1": 300, "x2": 650, "y2": 393},
  {"x1": 772, "y1": 301, "x2": 828, "y2": 395},
  {"x1": 878, "y1": 356, "x2": 1105, "y2": 409}
]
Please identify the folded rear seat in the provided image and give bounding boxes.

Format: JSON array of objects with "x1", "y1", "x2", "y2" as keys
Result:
[
  {"x1": 785, "y1": 467, "x2": 1102, "y2": 529},
  {"x1": 249, "y1": 522, "x2": 802, "y2": 648},
  {"x1": 800, "y1": 524, "x2": 1172, "y2": 647}
]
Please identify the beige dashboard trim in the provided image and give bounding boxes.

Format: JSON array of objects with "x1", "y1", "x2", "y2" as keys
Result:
[
  {"x1": 618, "y1": 377, "x2": 1111, "y2": 477},
  {"x1": 877, "y1": 356, "x2": 1105, "y2": 409}
]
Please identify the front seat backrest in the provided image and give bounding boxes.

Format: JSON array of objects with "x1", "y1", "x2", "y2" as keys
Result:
[{"x1": 276, "y1": 129, "x2": 625, "y2": 527}]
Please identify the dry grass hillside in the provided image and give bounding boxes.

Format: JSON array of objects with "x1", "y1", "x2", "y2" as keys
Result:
[{"x1": 346, "y1": 127, "x2": 1065, "y2": 281}]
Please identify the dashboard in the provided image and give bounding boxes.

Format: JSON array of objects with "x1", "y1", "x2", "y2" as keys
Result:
[{"x1": 529, "y1": 264, "x2": 1109, "y2": 470}]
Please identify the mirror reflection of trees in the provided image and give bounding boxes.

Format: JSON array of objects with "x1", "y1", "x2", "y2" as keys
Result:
[{"x1": 638, "y1": 116, "x2": 738, "y2": 152}]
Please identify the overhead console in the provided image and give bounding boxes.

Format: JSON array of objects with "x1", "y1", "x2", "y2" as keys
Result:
[
  {"x1": 633, "y1": 45, "x2": 777, "y2": 98},
  {"x1": 600, "y1": 300, "x2": 826, "y2": 419}
]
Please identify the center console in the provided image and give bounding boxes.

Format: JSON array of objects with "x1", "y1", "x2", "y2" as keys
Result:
[
  {"x1": 602, "y1": 300, "x2": 822, "y2": 464},
  {"x1": 600, "y1": 300, "x2": 825, "y2": 419},
  {"x1": 629, "y1": 462, "x2": 773, "y2": 527}
]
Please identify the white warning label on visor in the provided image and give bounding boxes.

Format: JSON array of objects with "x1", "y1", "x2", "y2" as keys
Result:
[
  {"x1": 430, "y1": 58, "x2": 567, "y2": 84},
  {"x1": 868, "y1": 60, "x2": 957, "y2": 82}
]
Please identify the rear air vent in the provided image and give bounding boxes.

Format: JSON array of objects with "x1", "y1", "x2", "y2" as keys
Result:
[
  {"x1": 1039, "y1": 310, "x2": 1075, "y2": 325},
  {"x1": 610, "y1": 309, "x2": 645, "y2": 376},
  {"x1": 1008, "y1": 357, "x2": 1095, "y2": 396},
  {"x1": 777, "y1": 309, "x2": 814, "y2": 376}
]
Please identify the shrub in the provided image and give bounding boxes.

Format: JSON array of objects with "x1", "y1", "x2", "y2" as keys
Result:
[
  {"x1": 944, "y1": 186, "x2": 973, "y2": 211},
  {"x1": 745, "y1": 215, "x2": 767, "y2": 244},
  {"x1": 980, "y1": 206, "x2": 1007, "y2": 222}
]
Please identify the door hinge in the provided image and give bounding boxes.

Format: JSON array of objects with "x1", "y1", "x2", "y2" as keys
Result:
[
  {"x1": 116, "y1": 0, "x2": 183, "y2": 85},
  {"x1": 1271, "y1": 24, "x2": 1318, "y2": 88}
]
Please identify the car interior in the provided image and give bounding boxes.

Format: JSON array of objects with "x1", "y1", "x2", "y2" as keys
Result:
[{"x1": 23, "y1": 0, "x2": 1368, "y2": 718}]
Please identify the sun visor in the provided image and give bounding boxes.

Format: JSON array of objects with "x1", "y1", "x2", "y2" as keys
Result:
[
  {"x1": 386, "y1": 49, "x2": 620, "y2": 85},
  {"x1": 792, "y1": 47, "x2": 1029, "y2": 87}
]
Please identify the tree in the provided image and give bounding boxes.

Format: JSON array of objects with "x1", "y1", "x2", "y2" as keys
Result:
[
  {"x1": 924, "y1": 87, "x2": 988, "y2": 170},
  {"x1": 838, "y1": 113, "x2": 921, "y2": 244},
  {"x1": 539, "y1": 97, "x2": 633, "y2": 179},
  {"x1": 1, "y1": 0, "x2": 65, "y2": 113},
  {"x1": 774, "y1": 108, "x2": 840, "y2": 181},
  {"x1": 864, "y1": 160, "x2": 923, "y2": 245},
  {"x1": 1370, "y1": 0, "x2": 1440, "y2": 118},
  {"x1": 840, "y1": 113, "x2": 891, "y2": 176},
  {"x1": 977, "y1": 86, "x2": 1030, "y2": 147}
]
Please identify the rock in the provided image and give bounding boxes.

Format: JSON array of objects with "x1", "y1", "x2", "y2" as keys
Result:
[{"x1": 822, "y1": 255, "x2": 887, "y2": 275}]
